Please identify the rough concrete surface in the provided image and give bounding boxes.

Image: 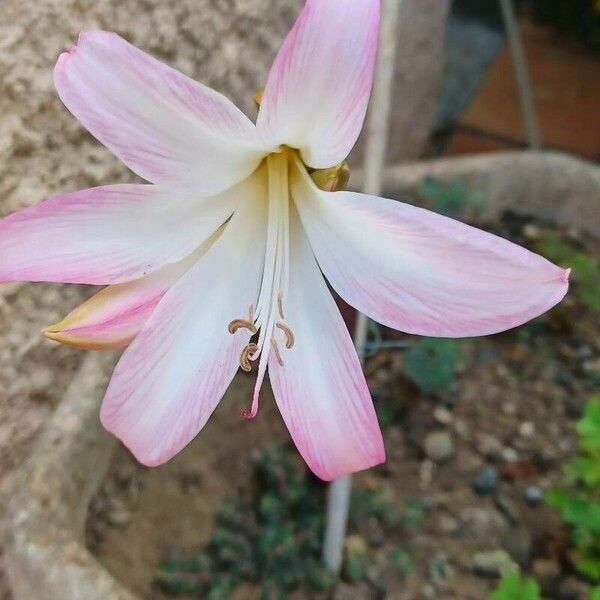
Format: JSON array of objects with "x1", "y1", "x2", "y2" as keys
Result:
[{"x1": 0, "y1": 0, "x2": 448, "y2": 597}]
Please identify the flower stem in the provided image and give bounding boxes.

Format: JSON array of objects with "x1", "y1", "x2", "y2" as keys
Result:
[{"x1": 322, "y1": 0, "x2": 404, "y2": 574}]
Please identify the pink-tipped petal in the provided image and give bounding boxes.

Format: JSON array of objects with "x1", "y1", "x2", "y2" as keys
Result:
[
  {"x1": 43, "y1": 230, "x2": 220, "y2": 350},
  {"x1": 268, "y1": 207, "x2": 385, "y2": 482},
  {"x1": 257, "y1": 0, "x2": 380, "y2": 168},
  {"x1": 100, "y1": 184, "x2": 267, "y2": 467},
  {"x1": 291, "y1": 162, "x2": 569, "y2": 337},
  {"x1": 0, "y1": 176, "x2": 252, "y2": 285},
  {"x1": 55, "y1": 31, "x2": 268, "y2": 194}
]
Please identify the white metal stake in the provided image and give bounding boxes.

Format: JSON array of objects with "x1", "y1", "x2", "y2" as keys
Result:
[
  {"x1": 322, "y1": 0, "x2": 404, "y2": 573},
  {"x1": 499, "y1": 0, "x2": 542, "y2": 149}
]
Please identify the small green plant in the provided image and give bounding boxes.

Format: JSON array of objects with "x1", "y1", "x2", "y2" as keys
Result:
[
  {"x1": 420, "y1": 177, "x2": 486, "y2": 220},
  {"x1": 489, "y1": 571, "x2": 541, "y2": 600},
  {"x1": 535, "y1": 232, "x2": 600, "y2": 312},
  {"x1": 547, "y1": 397, "x2": 600, "y2": 582},
  {"x1": 404, "y1": 338, "x2": 463, "y2": 395},
  {"x1": 349, "y1": 485, "x2": 399, "y2": 529},
  {"x1": 154, "y1": 446, "x2": 333, "y2": 598},
  {"x1": 388, "y1": 547, "x2": 414, "y2": 578}
]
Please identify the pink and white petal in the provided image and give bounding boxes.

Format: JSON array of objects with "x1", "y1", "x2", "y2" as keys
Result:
[
  {"x1": 100, "y1": 185, "x2": 267, "y2": 467},
  {"x1": 291, "y1": 161, "x2": 570, "y2": 338},
  {"x1": 0, "y1": 175, "x2": 252, "y2": 285},
  {"x1": 43, "y1": 229, "x2": 221, "y2": 350},
  {"x1": 55, "y1": 31, "x2": 268, "y2": 194},
  {"x1": 268, "y1": 208, "x2": 385, "y2": 482},
  {"x1": 257, "y1": 0, "x2": 380, "y2": 169}
]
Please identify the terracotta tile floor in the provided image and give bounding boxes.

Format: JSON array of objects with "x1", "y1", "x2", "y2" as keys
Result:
[{"x1": 448, "y1": 19, "x2": 600, "y2": 159}]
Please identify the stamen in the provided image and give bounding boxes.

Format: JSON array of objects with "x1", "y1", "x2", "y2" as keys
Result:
[
  {"x1": 276, "y1": 322, "x2": 295, "y2": 349},
  {"x1": 228, "y1": 319, "x2": 258, "y2": 335},
  {"x1": 272, "y1": 338, "x2": 284, "y2": 367},
  {"x1": 239, "y1": 343, "x2": 258, "y2": 372},
  {"x1": 277, "y1": 293, "x2": 285, "y2": 319}
]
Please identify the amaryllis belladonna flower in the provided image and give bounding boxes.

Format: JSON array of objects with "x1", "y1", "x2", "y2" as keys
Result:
[{"x1": 0, "y1": 0, "x2": 569, "y2": 481}]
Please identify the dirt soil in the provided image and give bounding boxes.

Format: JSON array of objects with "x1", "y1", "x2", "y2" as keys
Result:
[{"x1": 86, "y1": 216, "x2": 600, "y2": 600}]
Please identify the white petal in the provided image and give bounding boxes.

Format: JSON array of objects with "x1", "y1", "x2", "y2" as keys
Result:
[
  {"x1": 292, "y1": 161, "x2": 569, "y2": 337},
  {"x1": 43, "y1": 231, "x2": 221, "y2": 350},
  {"x1": 55, "y1": 31, "x2": 268, "y2": 194},
  {"x1": 257, "y1": 0, "x2": 380, "y2": 168},
  {"x1": 100, "y1": 184, "x2": 267, "y2": 466},
  {"x1": 268, "y1": 207, "x2": 385, "y2": 481},
  {"x1": 0, "y1": 172, "x2": 261, "y2": 285}
]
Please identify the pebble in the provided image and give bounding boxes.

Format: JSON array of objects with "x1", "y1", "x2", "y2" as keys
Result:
[
  {"x1": 434, "y1": 406, "x2": 453, "y2": 425},
  {"x1": 470, "y1": 550, "x2": 518, "y2": 578},
  {"x1": 558, "y1": 576, "x2": 592, "y2": 599},
  {"x1": 575, "y1": 344, "x2": 595, "y2": 361},
  {"x1": 423, "y1": 431, "x2": 455, "y2": 462},
  {"x1": 523, "y1": 224, "x2": 542, "y2": 240},
  {"x1": 532, "y1": 558, "x2": 560, "y2": 587},
  {"x1": 494, "y1": 494, "x2": 520, "y2": 525},
  {"x1": 501, "y1": 447, "x2": 520, "y2": 463},
  {"x1": 475, "y1": 433, "x2": 503, "y2": 458},
  {"x1": 519, "y1": 422, "x2": 535, "y2": 438},
  {"x1": 502, "y1": 402, "x2": 517, "y2": 416},
  {"x1": 105, "y1": 506, "x2": 132, "y2": 528},
  {"x1": 523, "y1": 486, "x2": 544, "y2": 506},
  {"x1": 472, "y1": 466, "x2": 498, "y2": 495},
  {"x1": 435, "y1": 514, "x2": 460, "y2": 536}
]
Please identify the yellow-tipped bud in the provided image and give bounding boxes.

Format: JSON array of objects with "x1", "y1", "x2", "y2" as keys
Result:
[{"x1": 254, "y1": 89, "x2": 264, "y2": 107}]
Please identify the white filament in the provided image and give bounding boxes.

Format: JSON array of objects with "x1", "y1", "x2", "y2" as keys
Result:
[{"x1": 244, "y1": 150, "x2": 292, "y2": 418}]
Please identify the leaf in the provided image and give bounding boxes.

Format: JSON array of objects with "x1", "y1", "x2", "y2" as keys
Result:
[
  {"x1": 546, "y1": 490, "x2": 600, "y2": 532},
  {"x1": 404, "y1": 338, "x2": 463, "y2": 395},
  {"x1": 566, "y1": 456, "x2": 600, "y2": 487},
  {"x1": 489, "y1": 571, "x2": 540, "y2": 600},
  {"x1": 592, "y1": 586, "x2": 600, "y2": 600},
  {"x1": 578, "y1": 398, "x2": 600, "y2": 452}
]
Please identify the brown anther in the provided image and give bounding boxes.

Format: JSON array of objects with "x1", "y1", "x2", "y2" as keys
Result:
[
  {"x1": 276, "y1": 322, "x2": 295, "y2": 349},
  {"x1": 240, "y1": 343, "x2": 258, "y2": 372},
  {"x1": 228, "y1": 319, "x2": 258, "y2": 335},
  {"x1": 277, "y1": 293, "x2": 285, "y2": 319},
  {"x1": 272, "y1": 338, "x2": 284, "y2": 367}
]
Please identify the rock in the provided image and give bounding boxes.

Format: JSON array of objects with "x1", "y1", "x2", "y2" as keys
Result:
[
  {"x1": 423, "y1": 431, "x2": 455, "y2": 462},
  {"x1": 558, "y1": 576, "x2": 592, "y2": 599},
  {"x1": 435, "y1": 514, "x2": 460, "y2": 536},
  {"x1": 523, "y1": 224, "x2": 542, "y2": 240},
  {"x1": 532, "y1": 558, "x2": 560, "y2": 587},
  {"x1": 434, "y1": 406, "x2": 453, "y2": 425},
  {"x1": 501, "y1": 447, "x2": 520, "y2": 463},
  {"x1": 502, "y1": 402, "x2": 517, "y2": 416},
  {"x1": 523, "y1": 486, "x2": 544, "y2": 506},
  {"x1": 494, "y1": 494, "x2": 520, "y2": 525},
  {"x1": 472, "y1": 466, "x2": 498, "y2": 495},
  {"x1": 575, "y1": 344, "x2": 595, "y2": 361},
  {"x1": 475, "y1": 433, "x2": 503, "y2": 458},
  {"x1": 470, "y1": 550, "x2": 518, "y2": 578},
  {"x1": 105, "y1": 507, "x2": 132, "y2": 528},
  {"x1": 519, "y1": 422, "x2": 535, "y2": 438}
]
